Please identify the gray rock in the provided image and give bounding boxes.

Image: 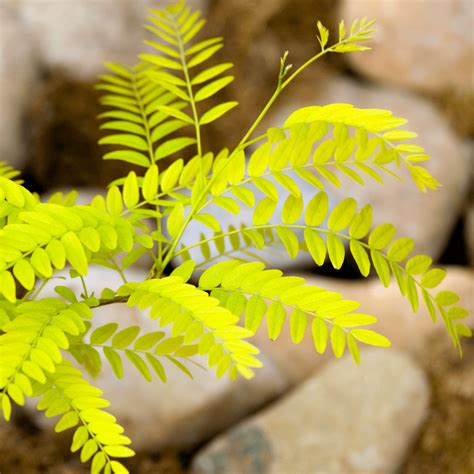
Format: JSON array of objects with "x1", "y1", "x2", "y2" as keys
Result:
[
  {"x1": 0, "y1": 3, "x2": 40, "y2": 170},
  {"x1": 28, "y1": 266, "x2": 289, "y2": 451},
  {"x1": 266, "y1": 76, "x2": 470, "y2": 260},
  {"x1": 15, "y1": 0, "x2": 206, "y2": 79},
  {"x1": 341, "y1": 0, "x2": 474, "y2": 94},
  {"x1": 192, "y1": 350, "x2": 430, "y2": 474}
]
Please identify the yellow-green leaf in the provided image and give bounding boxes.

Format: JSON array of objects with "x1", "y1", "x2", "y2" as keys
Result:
[
  {"x1": 123, "y1": 172, "x2": 139, "y2": 208},
  {"x1": 304, "y1": 229, "x2": 326, "y2": 266},
  {"x1": 252, "y1": 197, "x2": 277, "y2": 226},
  {"x1": 282, "y1": 194, "x2": 303, "y2": 224},
  {"x1": 290, "y1": 309, "x2": 307, "y2": 344},
  {"x1": 305, "y1": 192, "x2": 328, "y2": 226},
  {"x1": 330, "y1": 325, "x2": 346, "y2": 358},
  {"x1": 420, "y1": 268, "x2": 446, "y2": 289},
  {"x1": 329, "y1": 200, "x2": 357, "y2": 235},
  {"x1": 368, "y1": 223, "x2": 396, "y2": 250},
  {"x1": 195, "y1": 76, "x2": 234, "y2": 102},
  {"x1": 13, "y1": 259, "x2": 36, "y2": 291},
  {"x1": 312, "y1": 318, "x2": 328, "y2": 354},
  {"x1": 327, "y1": 234, "x2": 345, "y2": 269},
  {"x1": 61, "y1": 231, "x2": 88, "y2": 276},
  {"x1": 167, "y1": 204, "x2": 185, "y2": 238},
  {"x1": 351, "y1": 329, "x2": 391, "y2": 347}
]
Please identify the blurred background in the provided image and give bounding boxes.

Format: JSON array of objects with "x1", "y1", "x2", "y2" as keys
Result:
[{"x1": 0, "y1": 0, "x2": 473, "y2": 473}]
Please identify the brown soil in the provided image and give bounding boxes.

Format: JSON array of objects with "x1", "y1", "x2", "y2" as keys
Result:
[
  {"x1": 203, "y1": 0, "x2": 343, "y2": 152},
  {"x1": 0, "y1": 412, "x2": 184, "y2": 474},
  {"x1": 24, "y1": 70, "x2": 139, "y2": 191},
  {"x1": 401, "y1": 331, "x2": 474, "y2": 474},
  {"x1": 433, "y1": 89, "x2": 474, "y2": 139}
]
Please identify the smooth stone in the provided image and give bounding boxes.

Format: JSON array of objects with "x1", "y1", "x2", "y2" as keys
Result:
[
  {"x1": 28, "y1": 266, "x2": 289, "y2": 451},
  {"x1": 15, "y1": 0, "x2": 206, "y2": 79},
  {"x1": 266, "y1": 75, "x2": 470, "y2": 260},
  {"x1": 0, "y1": 3, "x2": 40, "y2": 170},
  {"x1": 341, "y1": 0, "x2": 474, "y2": 94},
  {"x1": 191, "y1": 349, "x2": 429, "y2": 474},
  {"x1": 252, "y1": 266, "x2": 474, "y2": 385}
]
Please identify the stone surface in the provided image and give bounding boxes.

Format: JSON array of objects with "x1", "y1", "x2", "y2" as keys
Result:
[
  {"x1": 266, "y1": 76, "x2": 470, "y2": 260},
  {"x1": 14, "y1": 0, "x2": 206, "y2": 80},
  {"x1": 191, "y1": 350, "x2": 429, "y2": 474},
  {"x1": 29, "y1": 267, "x2": 288, "y2": 451},
  {"x1": 401, "y1": 331, "x2": 474, "y2": 474},
  {"x1": 341, "y1": 0, "x2": 474, "y2": 94},
  {"x1": 0, "y1": 3, "x2": 40, "y2": 170},
  {"x1": 252, "y1": 267, "x2": 474, "y2": 385}
]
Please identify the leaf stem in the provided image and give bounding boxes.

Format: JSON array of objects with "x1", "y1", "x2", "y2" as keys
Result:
[{"x1": 172, "y1": 12, "x2": 202, "y2": 156}]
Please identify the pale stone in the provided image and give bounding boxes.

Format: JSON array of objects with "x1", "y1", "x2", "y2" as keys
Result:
[
  {"x1": 29, "y1": 266, "x2": 289, "y2": 451},
  {"x1": 15, "y1": 0, "x2": 206, "y2": 79},
  {"x1": 0, "y1": 3, "x2": 40, "y2": 169},
  {"x1": 192, "y1": 350, "x2": 429, "y2": 474},
  {"x1": 341, "y1": 0, "x2": 474, "y2": 94},
  {"x1": 252, "y1": 266, "x2": 474, "y2": 385},
  {"x1": 266, "y1": 76, "x2": 470, "y2": 259}
]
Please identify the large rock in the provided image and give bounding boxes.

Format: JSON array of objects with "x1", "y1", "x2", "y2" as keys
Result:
[
  {"x1": 402, "y1": 331, "x2": 474, "y2": 474},
  {"x1": 29, "y1": 267, "x2": 289, "y2": 451},
  {"x1": 0, "y1": 3, "x2": 40, "y2": 170},
  {"x1": 252, "y1": 266, "x2": 474, "y2": 384},
  {"x1": 265, "y1": 76, "x2": 470, "y2": 260},
  {"x1": 14, "y1": 0, "x2": 206, "y2": 80},
  {"x1": 341, "y1": 0, "x2": 474, "y2": 94},
  {"x1": 192, "y1": 350, "x2": 429, "y2": 474}
]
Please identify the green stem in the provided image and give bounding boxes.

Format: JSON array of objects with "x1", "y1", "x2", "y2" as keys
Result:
[
  {"x1": 79, "y1": 275, "x2": 89, "y2": 299},
  {"x1": 172, "y1": 13, "x2": 202, "y2": 156},
  {"x1": 131, "y1": 68, "x2": 163, "y2": 270},
  {"x1": 160, "y1": 27, "x2": 373, "y2": 270},
  {"x1": 109, "y1": 256, "x2": 128, "y2": 284},
  {"x1": 174, "y1": 221, "x2": 451, "y2": 339}
]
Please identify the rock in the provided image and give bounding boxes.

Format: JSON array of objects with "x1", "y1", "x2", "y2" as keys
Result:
[
  {"x1": 341, "y1": 0, "x2": 474, "y2": 94},
  {"x1": 15, "y1": 0, "x2": 206, "y2": 80},
  {"x1": 29, "y1": 267, "x2": 289, "y2": 451},
  {"x1": 252, "y1": 266, "x2": 474, "y2": 385},
  {"x1": 265, "y1": 76, "x2": 470, "y2": 260},
  {"x1": 0, "y1": 3, "x2": 40, "y2": 170},
  {"x1": 191, "y1": 350, "x2": 429, "y2": 474},
  {"x1": 401, "y1": 331, "x2": 474, "y2": 474}
]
